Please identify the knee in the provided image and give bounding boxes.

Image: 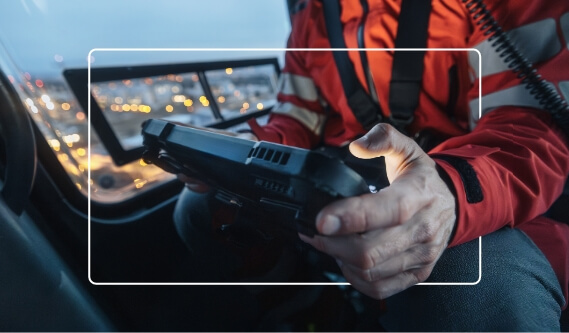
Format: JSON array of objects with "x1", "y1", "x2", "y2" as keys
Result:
[
  {"x1": 173, "y1": 188, "x2": 215, "y2": 243},
  {"x1": 380, "y1": 228, "x2": 563, "y2": 331},
  {"x1": 382, "y1": 277, "x2": 561, "y2": 331}
]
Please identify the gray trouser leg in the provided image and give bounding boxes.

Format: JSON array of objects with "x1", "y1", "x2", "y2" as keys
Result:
[
  {"x1": 173, "y1": 188, "x2": 242, "y2": 280},
  {"x1": 380, "y1": 227, "x2": 565, "y2": 331}
]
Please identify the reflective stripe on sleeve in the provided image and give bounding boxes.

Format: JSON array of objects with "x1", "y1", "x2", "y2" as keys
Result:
[
  {"x1": 468, "y1": 84, "x2": 545, "y2": 128},
  {"x1": 562, "y1": 13, "x2": 569, "y2": 49},
  {"x1": 559, "y1": 81, "x2": 569, "y2": 102},
  {"x1": 271, "y1": 102, "x2": 326, "y2": 135},
  {"x1": 468, "y1": 18, "x2": 562, "y2": 78},
  {"x1": 278, "y1": 73, "x2": 319, "y2": 102}
]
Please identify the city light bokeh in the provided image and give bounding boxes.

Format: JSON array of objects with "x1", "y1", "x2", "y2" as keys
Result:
[{"x1": 0, "y1": 1, "x2": 289, "y2": 203}]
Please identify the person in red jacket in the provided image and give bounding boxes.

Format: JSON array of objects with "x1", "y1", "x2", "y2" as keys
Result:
[{"x1": 175, "y1": 0, "x2": 569, "y2": 330}]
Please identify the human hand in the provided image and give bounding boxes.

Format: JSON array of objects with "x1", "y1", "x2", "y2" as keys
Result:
[
  {"x1": 299, "y1": 123, "x2": 456, "y2": 299},
  {"x1": 177, "y1": 130, "x2": 258, "y2": 193}
]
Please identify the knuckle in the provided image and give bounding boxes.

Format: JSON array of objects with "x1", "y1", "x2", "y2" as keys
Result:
[
  {"x1": 419, "y1": 245, "x2": 440, "y2": 264},
  {"x1": 366, "y1": 243, "x2": 392, "y2": 270},
  {"x1": 355, "y1": 196, "x2": 379, "y2": 232},
  {"x1": 395, "y1": 198, "x2": 412, "y2": 224},
  {"x1": 380, "y1": 123, "x2": 396, "y2": 137},
  {"x1": 373, "y1": 122, "x2": 393, "y2": 135},
  {"x1": 358, "y1": 250, "x2": 377, "y2": 270},
  {"x1": 413, "y1": 266, "x2": 434, "y2": 284},
  {"x1": 370, "y1": 244, "x2": 391, "y2": 267},
  {"x1": 335, "y1": 198, "x2": 367, "y2": 233},
  {"x1": 368, "y1": 123, "x2": 397, "y2": 147},
  {"x1": 344, "y1": 213, "x2": 364, "y2": 234},
  {"x1": 351, "y1": 243, "x2": 380, "y2": 271},
  {"x1": 415, "y1": 173, "x2": 429, "y2": 193},
  {"x1": 362, "y1": 268, "x2": 374, "y2": 282},
  {"x1": 414, "y1": 220, "x2": 437, "y2": 243}
]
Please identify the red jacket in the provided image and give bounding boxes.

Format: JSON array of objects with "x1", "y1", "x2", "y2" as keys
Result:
[{"x1": 249, "y1": 0, "x2": 569, "y2": 304}]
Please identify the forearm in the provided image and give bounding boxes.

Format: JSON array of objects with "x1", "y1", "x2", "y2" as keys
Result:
[{"x1": 247, "y1": 113, "x2": 320, "y2": 148}]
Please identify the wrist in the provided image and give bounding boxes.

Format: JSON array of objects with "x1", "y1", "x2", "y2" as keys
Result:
[{"x1": 434, "y1": 162, "x2": 458, "y2": 247}]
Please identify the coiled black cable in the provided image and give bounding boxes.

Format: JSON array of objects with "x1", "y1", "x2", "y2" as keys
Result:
[{"x1": 462, "y1": 0, "x2": 569, "y2": 138}]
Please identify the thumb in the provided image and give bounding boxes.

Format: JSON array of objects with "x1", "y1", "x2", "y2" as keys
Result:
[{"x1": 349, "y1": 123, "x2": 424, "y2": 181}]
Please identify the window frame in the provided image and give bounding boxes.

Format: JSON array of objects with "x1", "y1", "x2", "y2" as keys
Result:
[{"x1": 64, "y1": 57, "x2": 281, "y2": 166}]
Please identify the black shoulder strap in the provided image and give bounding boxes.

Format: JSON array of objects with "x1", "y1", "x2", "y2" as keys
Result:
[
  {"x1": 321, "y1": 0, "x2": 383, "y2": 131},
  {"x1": 389, "y1": 0, "x2": 432, "y2": 129},
  {"x1": 321, "y1": 0, "x2": 432, "y2": 133}
]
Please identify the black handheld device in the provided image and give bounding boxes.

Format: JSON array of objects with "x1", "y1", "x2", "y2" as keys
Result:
[{"x1": 141, "y1": 119, "x2": 371, "y2": 237}]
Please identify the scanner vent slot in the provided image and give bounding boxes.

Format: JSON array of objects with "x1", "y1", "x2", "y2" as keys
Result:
[
  {"x1": 254, "y1": 178, "x2": 291, "y2": 194},
  {"x1": 249, "y1": 147, "x2": 290, "y2": 165}
]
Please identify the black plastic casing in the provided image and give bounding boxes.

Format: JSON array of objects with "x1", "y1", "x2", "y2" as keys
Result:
[{"x1": 142, "y1": 119, "x2": 370, "y2": 237}]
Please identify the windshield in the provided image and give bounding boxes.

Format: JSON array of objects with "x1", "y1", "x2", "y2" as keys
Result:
[{"x1": 0, "y1": 0, "x2": 290, "y2": 203}]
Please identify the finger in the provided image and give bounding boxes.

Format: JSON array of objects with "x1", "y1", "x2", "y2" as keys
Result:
[
  {"x1": 340, "y1": 242, "x2": 442, "y2": 282},
  {"x1": 298, "y1": 233, "x2": 371, "y2": 268},
  {"x1": 349, "y1": 123, "x2": 430, "y2": 183},
  {"x1": 315, "y1": 176, "x2": 432, "y2": 235},
  {"x1": 302, "y1": 208, "x2": 447, "y2": 272},
  {"x1": 344, "y1": 201, "x2": 452, "y2": 279},
  {"x1": 335, "y1": 207, "x2": 452, "y2": 288},
  {"x1": 340, "y1": 261, "x2": 435, "y2": 300},
  {"x1": 349, "y1": 123, "x2": 421, "y2": 161},
  {"x1": 300, "y1": 222, "x2": 417, "y2": 269}
]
